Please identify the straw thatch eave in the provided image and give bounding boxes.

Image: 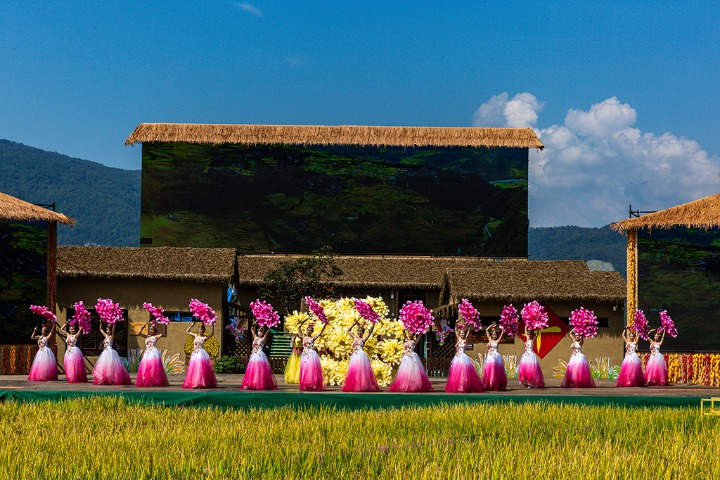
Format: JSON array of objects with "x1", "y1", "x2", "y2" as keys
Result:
[
  {"x1": 237, "y1": 254, "x2": 528, "y2": 290},
  {"x1": 125, "y1": 123, "x2": 544, "y2": 149},
  {"x1": 0, "y1": 191, "x2": 76, "y2": 225},
  {"x1": 443, "y1": 263, "x2": 625, "y2": 304},
  {"x1": 58, "y1": 246, "x2": 236, "y2": 283},
  {"x1": 611, "y1": 193, "x2": 720, "y2": 233}
]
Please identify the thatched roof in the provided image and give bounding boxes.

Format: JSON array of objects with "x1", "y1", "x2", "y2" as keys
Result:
[
  {"x1": 237, "y1": 254, "x2": 527, "y2": 289},
  {"x1": 611, "y1": 193, "x2": 720, "y2": 232},
  {"x1": 0, "y1": 191, "x2": 76, "y2": 225},
  {"x1": 58, "y1": 246, "x2": 236, "y2": 283},
  {"x1": 125, "y1": 123, "x2": 544, "y2": 149},
  {"x1": 442, "y1": 261, "x2": 626, "y2": 304}
]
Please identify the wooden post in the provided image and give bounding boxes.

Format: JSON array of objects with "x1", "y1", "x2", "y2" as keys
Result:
[
  {"x1": 47, "y1": 221, "x2": 57, "y2": 310},
  {"x1": 626, "y1": 228, "x2": 638, "y2": 326}
]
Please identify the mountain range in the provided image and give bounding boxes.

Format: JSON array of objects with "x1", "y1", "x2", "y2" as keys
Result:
[{"x1": 0, "y1": 139, "x2": 626, "y2": 274}]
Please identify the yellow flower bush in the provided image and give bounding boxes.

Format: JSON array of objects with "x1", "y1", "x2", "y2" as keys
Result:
[
  {"x1": 285, "y1": 297, "x2": 404, "y2": 386},
  {"x1": 379, "y1": 339, "x2": 405, "y2": 364}
]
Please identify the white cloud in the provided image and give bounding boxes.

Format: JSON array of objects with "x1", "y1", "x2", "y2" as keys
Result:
[
  {"x1": 473, "y1": 93, "x2": 720, "y2": 227},
  {"x1": 473, "y1": 92, "x2": 544, "y2": 128},
  {"x1": 232, "y1": 2, "x2": 263, "y2": 17}
]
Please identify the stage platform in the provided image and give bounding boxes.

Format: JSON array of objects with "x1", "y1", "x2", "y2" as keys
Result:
[{"x1": 1, "y1": 374, "x2": 715, "y2": 410}]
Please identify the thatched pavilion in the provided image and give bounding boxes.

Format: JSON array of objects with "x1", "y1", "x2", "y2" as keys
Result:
[
  {"x1": 0, "y1": 191, "x2": 75, "y2": 311},
  {"x1": 1, "y1": 191, "x2": 75, "y2": 374},
  {"x1": 611, "y1": 193, "x2": 720, "y2": 326}
]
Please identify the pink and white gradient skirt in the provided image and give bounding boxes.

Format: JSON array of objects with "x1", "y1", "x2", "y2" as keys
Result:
[
  {"x1": 342, "y1": 350, "x2": 380, "y2": 392},
  {"x1": 92, "y1": 348, "x2": 132, "y2": 385},
  {"x1": 63, "y1": 346, "x2": 87, "y2": 383},
  {"x1": 561, "y1": 353, "x2": 596, "y2": 388},
  {"x1": 299, "y1": 349, "x2": 324, "y2": 391},
  {"x1": 387, "y1": 352, "x2": 434, "y2": 392},
  {"x1": 136, "y1": 348, "x2": 169, "y2": 387},
  {"x1": 518, "y1": 351, "x2": 545, "y2": 388},
  {"x1": 28, "y1": 348, "x2": 58, "y2": 382},
  {"x1": 644, "y1": 352, "x2": 669, "y2": 386},
  {"x1": 483, "y1": 352, "x2": 508, "y2": 391},
  {"x1": 241, "y1": 351, "x2": 277, "y2": 390},
  {"x1": 616, "y1": 352, "x2": 645, "y2": 387},
  {"x1": 182, "y1": 348, "x2": 217, "y2": 389},
  {"x1": 445, "y1": 352, "x2": 484, "y2": 393}
]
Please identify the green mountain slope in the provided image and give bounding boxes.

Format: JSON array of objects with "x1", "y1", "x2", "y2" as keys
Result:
[
  {"x1": 529, "y1": 225, "x2": 626, "y2": 276},
  {"x1": 0, "y1": 139, "x2": 139, "y2": 246}
]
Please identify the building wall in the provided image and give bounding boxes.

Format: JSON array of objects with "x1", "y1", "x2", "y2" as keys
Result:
[{"x1": 56, "y1": 277, "x2": 225, "y2": 363}]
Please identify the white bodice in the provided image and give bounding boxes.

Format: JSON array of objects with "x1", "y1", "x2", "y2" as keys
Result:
[
  {"x1": 650, "y1": 341, "x2": 660, "y2": 355},
  {"x1": 571, "y1": 341, "x2": 582, "y2": 355},
  {"x1": 103, "y1": 337, "x2": 113, "y2": 350},
  {"x1": 403, "y1": 340, "x2": 415, "y2": 355},
  {"x1": 455, "y1": 338, "x2": 466, "y2": 355},
  {"x1": 303, "y1": 336, "x2": 315, "y2": 351},
  {"x1": 352, "y1": 337, "x2": 364, "y2": 352},
  {"x1": 252, "y1": 337, "x2": 265, "y2": 354},
  {"x1": 37, "y1": 336, "x2": 48, "y2": 350},
  {"x1": 65, "y1": 334, "x2": 78, "y2": 348},
  {"x1": 193, "y1": 335, "x2": 207, "y2": 351},
  {"x1": 625, "y1": 341, "x2": 636, "y2": 355},
  {"x1": 145, "y1": 336, "x2": 157, "y2": 350},
  {"x1": 487, "y1": 340, "x2": 498, "y2": 354},
  {"x1": 524, "y1": 339, "x2": 534, "y2": 354}
]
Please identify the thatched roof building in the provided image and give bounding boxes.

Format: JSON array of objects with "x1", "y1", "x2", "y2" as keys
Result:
[
  {"x1": 440, "y1": 261, "x2": 626, "y2": 305},
  {"x1": 0, "y1": 191, "x2": 75, "y2": 225},
  {"x1": 125, "y1": 123, "x2": 544, "y2": 149},
  {"x1": 237, "y1": 254, "x2": 624, "y2": 304},
  {"x1": 58, "y1": 246, "x2": 236, "y2": 283},
  {"x1": 611, "y1": 193, "x2": 720, "y2": 232}
]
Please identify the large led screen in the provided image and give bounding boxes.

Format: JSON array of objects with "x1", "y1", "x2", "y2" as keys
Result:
[
  {"x1": 638, "y1": 227, "x2": 720, "y2": 351},
  {"x1": 0, "y1": 220, "x2": 47, "y2": 344},
  {"x1": 141, "y1": 143, "x2": 528, "y2": 256}
]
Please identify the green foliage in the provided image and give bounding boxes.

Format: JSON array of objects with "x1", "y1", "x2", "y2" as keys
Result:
[
  {"x1": 258, "y1": 246, "x2": 343, "y2": 313},
  {"x1": 0, "y1": 139, "x2": 140, "y2": 246},
  {"x1": 214, "y1": 355, "x2": 246, "y2": 373}
]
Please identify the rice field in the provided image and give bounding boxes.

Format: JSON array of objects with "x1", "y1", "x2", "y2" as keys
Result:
[{"x1": 0, "y1": 397, "x2": 717, "y2": 479}]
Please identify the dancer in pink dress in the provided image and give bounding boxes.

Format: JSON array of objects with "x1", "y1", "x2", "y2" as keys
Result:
[
  {"x1": 241, "y1": 322, "x2": 277, "y2": 390},
  {"x1": 342, "y1": 322, "x2": 380, "y2": 392},
  {"x1": 28, "y1": 323, "x2": 58, "y2": 382},
  {"x1": 136, "y1": 322, "x2": 169, "y2": 387},
  {"x1": 445, "y1": 325, "x2": 484, "y2": 393},
  {"x1": 387, "y1": 331, "x2": 433, "y2": 392},
  {"x1": 92, "y1": 322, "x2": 132, "y2": 385},
  {"x1": 517, "y1": 327, "x2": 544, "y2": 388},
  {"x1": 483, "y1": 324, "x2": 507, "y2": 391},
  {"x1": 616, "y1": 328, "x2": 645, "y2": 387},
  {"x1": 57, "y1": 322, "x2": 87, "y2": 383},
  {"x1": 183, "y1": 322, "x2": 218, "y2": 389},
  {"x1": 298, "y1": 322, "x2": 327, "y2": 391},
  {"x1": 644, "y1": 329, "x2": 668, "y2": 386},
  {"x1": 561, "y1": 331, "x2": 596, "y2": 388}
]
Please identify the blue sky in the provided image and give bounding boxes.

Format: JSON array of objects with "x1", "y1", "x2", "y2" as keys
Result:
[{"x1": 2, "y1": 1, "x2": 719, "y2": 226}]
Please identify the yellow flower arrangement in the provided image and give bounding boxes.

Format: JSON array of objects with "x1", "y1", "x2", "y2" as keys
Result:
[{"x1": 286, "y1": 297, "x2": 404, "y2": 387}]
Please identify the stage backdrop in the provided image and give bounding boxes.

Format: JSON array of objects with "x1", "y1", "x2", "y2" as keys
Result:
[
  {"x1": 141, "y1": 143, "x2": 528, "y2": 256},
  {"x1": 638, "y1": 227, "x2": 720, "y2": 351},
  {"x1": 0, "y1": 220, "x2": 48, "y2": 344}
]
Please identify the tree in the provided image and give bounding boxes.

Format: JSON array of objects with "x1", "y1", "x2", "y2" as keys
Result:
[{"x1": 257, "y1": 246, "x2": 343, "y2": 313}]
